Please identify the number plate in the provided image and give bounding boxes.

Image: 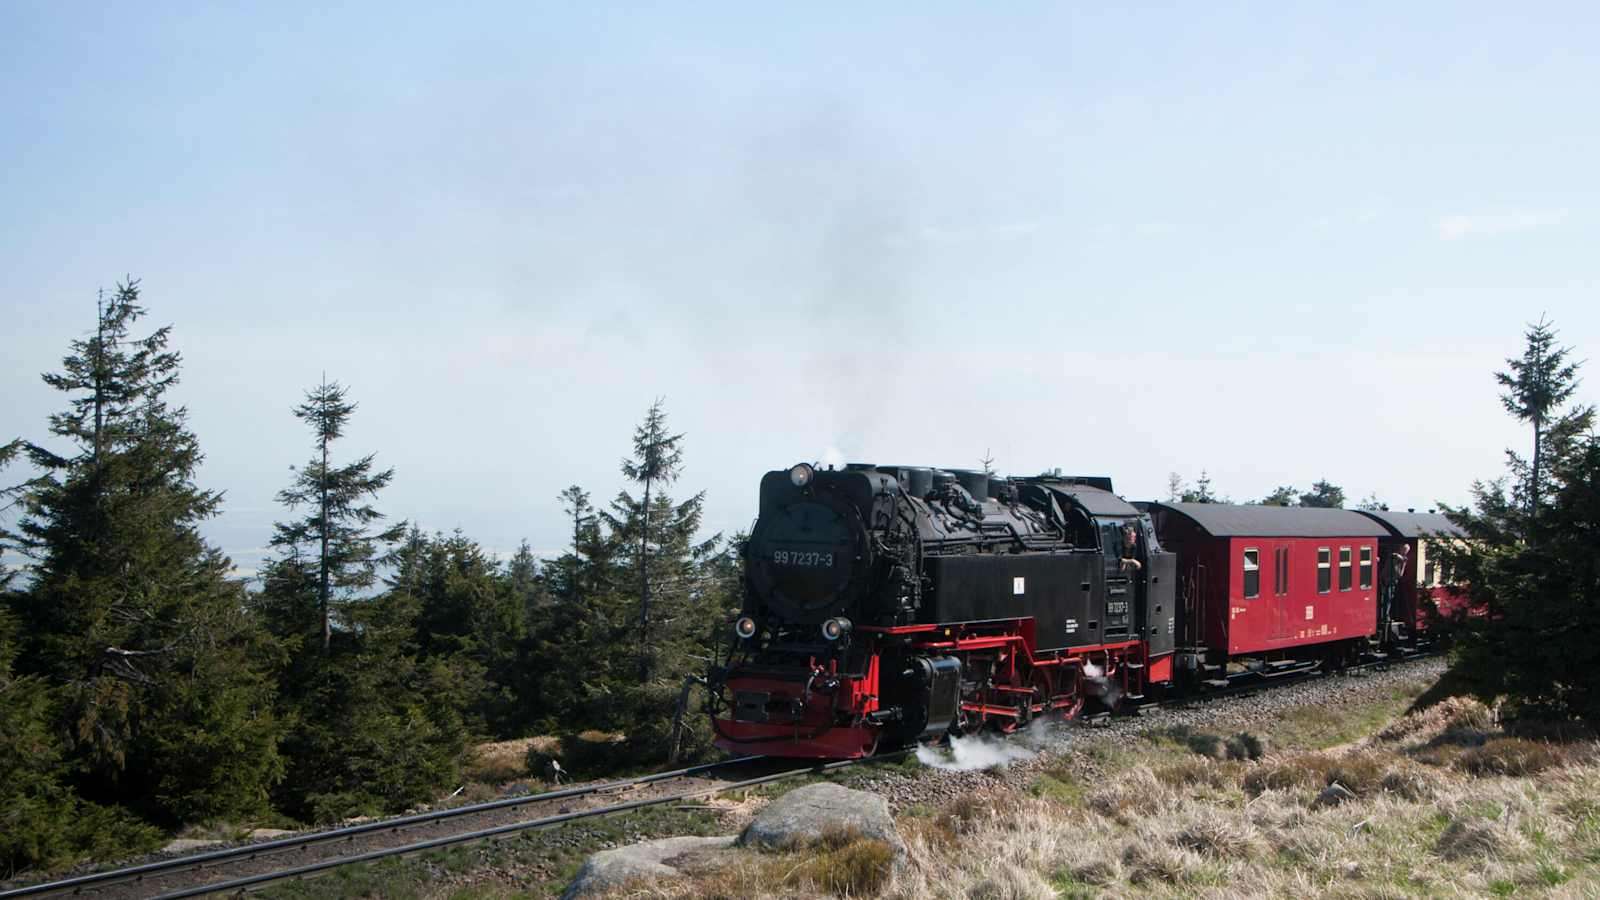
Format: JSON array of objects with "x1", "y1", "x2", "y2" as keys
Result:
[{"x1": 772, "y1": 550, "x2": 835, "y2": 568}]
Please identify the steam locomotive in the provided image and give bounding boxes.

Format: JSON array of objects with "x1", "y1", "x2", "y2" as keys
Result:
[{"x1": 707, "y1": 462, "x2": 1457, "y2": 759}]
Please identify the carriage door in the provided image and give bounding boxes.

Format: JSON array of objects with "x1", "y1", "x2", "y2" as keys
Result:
[{"x1": 1270, "y1": 544, "x2": 1292, "y2": 640}]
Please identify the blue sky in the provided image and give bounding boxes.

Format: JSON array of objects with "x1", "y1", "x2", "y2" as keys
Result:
[{"x1": 4, "y1": 2, "x2": 1597, "y2": 576}]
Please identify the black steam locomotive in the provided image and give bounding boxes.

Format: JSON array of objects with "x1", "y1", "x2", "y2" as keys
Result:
[{"x1": 708, "y1": 462, "x2": 1176, "y2": 758}]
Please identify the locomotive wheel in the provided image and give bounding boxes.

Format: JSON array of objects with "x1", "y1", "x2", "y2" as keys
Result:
[
  {"x1": 1029, "y1": 668, "x2": 1053, "y2": 714},
  {"x1": 1057, "y1": 669, "x2": 1085, "y2": 719}
]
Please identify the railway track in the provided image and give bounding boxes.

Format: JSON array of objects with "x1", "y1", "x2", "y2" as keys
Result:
[
  {"x1": 0, "y1": 754, "x2": 859, "y2": 899},
  {"x1": 3, "y1": 650, "x2": 1436, "y2": 898}
]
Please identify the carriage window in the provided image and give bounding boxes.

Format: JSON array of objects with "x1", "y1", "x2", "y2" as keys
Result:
[
  {"x1": 1275, "y1": 547, "x2": 1289, "y2": 595},
  {"x1": 1359, "y1": 546, "x2": 1373, "y2": 589},
  {"x1": 1317, "y1": 548, "x2": 1331, "y2": 593},
  {"x1": 1424, "y1": 561, "x2": 1437, "y2": 586},
  {"x1": 1243, "y1": 548, "x2": 1260, "y2": 598},
  {"x1": 1338, "y1": 547, "x2": 1352, "y2": 591}
]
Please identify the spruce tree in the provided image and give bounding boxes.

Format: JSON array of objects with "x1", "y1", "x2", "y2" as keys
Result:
[
  {"x1": 266, "y1": 378, "x2": 404, "y2": 651},
  {"x1": 1496, "y1": 315, "x2": 1592, "y2": 525},
  {"x1": 259, "y1": 384, "x2": 465, "y2": 821},
  {"x1": 1437, "y1": 321, "x2": 1598, "y2": 720},
  {"x1": 609, "y1": 399, "x2": 702, "y2": 681},
  {"x1": 0, "y1": 283, "x2": 282, "y2": 824},
  {"x1": 1179, "y1": 471, "x2": 1221, "y2": 503}
]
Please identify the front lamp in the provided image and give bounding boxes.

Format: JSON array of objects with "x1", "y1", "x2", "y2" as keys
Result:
[
  {"x1": 789, "y1": 462, "x2": 815, "y2": 487},
  {"x1": 821, "y1": 617, "x2": 852, "y2": 641},
  {"x1": 734, "y1": 616, "x2": 758, "y2": 640}
]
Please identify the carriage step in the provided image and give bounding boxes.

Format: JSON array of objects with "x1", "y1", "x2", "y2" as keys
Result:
[
  {"x1": 1123, "y1": 693, "x2": 1146, "y2": 703},
  {"x1": 1125, "y1": 661, "x2": 1145, "y2": 670},
  {"x1": 1203, "y1": 679, "x2": 1230, "y2": 688},
  {"x1": 1266, "y1": 660, "x2": 1302, "y2": 671}
]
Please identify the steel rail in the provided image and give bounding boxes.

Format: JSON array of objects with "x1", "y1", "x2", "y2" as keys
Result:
[
  {"x1": 151, "y1": 758, "x2": 871, "y2": 899},
  {"x1": 0, "y1": 755, "x2": 762, "y2": 899}
]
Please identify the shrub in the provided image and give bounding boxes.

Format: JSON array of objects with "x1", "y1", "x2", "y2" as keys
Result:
[
  {"x1": 1242, "y1": 751, "x2": 1412, "y2": 800},
  {"x1": 1454, "y1": 738, "x2": 1570, "y2": 777},
  {"x1": 561, "y1": 730, "x2": 630, "y2": 773},
  {"x1": 1242, "y1": 755, "x2": 1332, "y2": 796},
  {"x1": 1121, "y1": 839, "x2": 1192, "y2": 885},
  {"x1": 1174, "y1": 817, "x2": 1267, "y2": 859},
  {"x1": 786, "y1": 834, "x2": 895, "y2": 896},
  {"x1": 1434, "y1": 817, "x2": 1527, "y2": 861},
  {"x1": 1156, "y1": 758, "x2": 1244, "y2": 791},
  {"x1": 1088, "y1": 767, "x2": 1165, "y2": 822}
]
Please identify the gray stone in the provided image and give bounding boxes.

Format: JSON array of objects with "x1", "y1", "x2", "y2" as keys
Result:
[
  {"x1": 247, "y1": 828, "x2": 296, "y2": 840},
  {"x1": 1315, "y1": 782, "x2": 1357, "y2": 808},
  {"x1": 561, "y1": 834, "x2": 736, "y2": 899},
  {"x1": 161, "y1": 838, "x2": 225, "y2": 854},
  {"x1": 739, "y1": 782, "x2": 904, "y2": 854}
]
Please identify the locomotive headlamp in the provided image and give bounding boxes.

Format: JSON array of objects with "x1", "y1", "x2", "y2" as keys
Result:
[
  {"x1": 821, "y1": 617, "x2": 852, "y2": 641},
  {"x1": 789, "y1": 463, "x2": 815, "y2": 487},
  {"x1": 734, "y1": 616, "x2": 758, "y2": 640}
]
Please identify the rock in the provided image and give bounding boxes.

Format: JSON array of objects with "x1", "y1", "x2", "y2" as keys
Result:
[
  {"x1": 248, "y1": 828, "x2": 296, "y2": 840},
  {"x1": 739, "y1": 782, "x2": 904, "y2": 855},
  {"x1": 162, "y1": 839, "x2": 225, "y2": 854},
  {"x1": 1314, "y1": 782, "x2": 1357, "y2": 808},
  {"x1": 561, "y1": 834, "x2": 736, "y2": 899}
]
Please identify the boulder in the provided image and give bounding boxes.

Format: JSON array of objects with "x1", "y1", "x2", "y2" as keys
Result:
[
  {"x1": 561, "y1": 834, "x2": 736, "y2": 899},
  {"x1": 739, "y1": 782, "x2": 904, "y2": 855},
  {"x1": 1314, "y1": 782, "x2": 1357, "y2": 808}
]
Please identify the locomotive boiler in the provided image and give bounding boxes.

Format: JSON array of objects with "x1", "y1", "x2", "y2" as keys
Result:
[{"x1": 708, "y1": 462, "x2": 1177, "y2": 758}]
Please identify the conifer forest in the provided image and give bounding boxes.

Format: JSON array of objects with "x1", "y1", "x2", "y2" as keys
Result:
[
  {"x1": 1, "y1": 282, "x2": 743, "y2": 872},
  {"x1": 5, "y1": 284, "x2": 1600, "y2": 883}
]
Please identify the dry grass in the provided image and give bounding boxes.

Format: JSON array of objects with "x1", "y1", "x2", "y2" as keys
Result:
[
  {"x1": 462, "y1": 735, "x2": 560, "y2": 784},
  {"x1": 616, "y1": 672, "x2": 1600, "y2": 899}
]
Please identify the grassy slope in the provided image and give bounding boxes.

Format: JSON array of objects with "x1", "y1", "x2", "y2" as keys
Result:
[{"x1": 265, "y1": 671, "x2": 1600, "y2": 898}]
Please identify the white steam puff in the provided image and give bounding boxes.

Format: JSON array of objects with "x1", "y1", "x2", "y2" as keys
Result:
[{"x1": 916, "y1": 733, "x2": 1035, "y2": 772}]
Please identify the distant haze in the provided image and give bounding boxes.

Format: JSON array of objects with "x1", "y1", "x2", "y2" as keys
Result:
[{"x1": 3, "y1": 3, "x2": 1596, "y2": 578}]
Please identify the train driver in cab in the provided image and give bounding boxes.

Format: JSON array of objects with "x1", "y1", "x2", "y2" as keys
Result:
[{"x1": 1119, "y1": 523, "x2": 1143, "y2": 572}]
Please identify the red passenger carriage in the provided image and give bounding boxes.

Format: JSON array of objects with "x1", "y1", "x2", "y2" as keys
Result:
[{"x1": 1139, "y1": 503, "x2": 1387, "y2": 679}]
